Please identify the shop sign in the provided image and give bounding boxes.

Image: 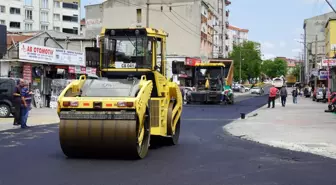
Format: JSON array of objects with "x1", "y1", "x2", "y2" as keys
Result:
[
  {"x1": 185, "y1": 57, "x2": 201, "y2": 66},
  {"x1": 19, "y1": 43, "x2": 85, "y2": 66},
  {"x1": 69, "y1": 66, "x2": 96, "y2": 75},
  {"x1": 322, "y1": 59, "x2": 336, "y2": 67},
  {"x1": 319, "y1": 70, "x2": 328, "y2": 80},
  {"x1": 23, "y1": 63, "x2": 32, "y2": 83}
]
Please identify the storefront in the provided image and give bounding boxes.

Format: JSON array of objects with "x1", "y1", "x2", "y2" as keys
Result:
[{"x1": 8, "y1": 42, "x2": 87, "y2": 108}]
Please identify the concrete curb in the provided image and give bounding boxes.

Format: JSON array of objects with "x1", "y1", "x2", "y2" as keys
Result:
[{"x1": 223, "y1": 97, "x2": 336, "y2": 160}]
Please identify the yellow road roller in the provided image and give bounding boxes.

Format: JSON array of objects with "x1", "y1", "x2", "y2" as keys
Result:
[{"x1": 57, "y1": 28, "x2": 183, "y2": 159}]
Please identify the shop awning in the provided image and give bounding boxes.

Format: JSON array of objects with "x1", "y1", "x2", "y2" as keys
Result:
[{"x1": 0, "y1": 59, "x2": 48, "y2": 65}]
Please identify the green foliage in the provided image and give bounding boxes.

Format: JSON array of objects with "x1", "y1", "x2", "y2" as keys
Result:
[
  {"x1": 290, "y1": 64, "x2": 301, "y2": 80},
  {"x1": 228, "y1": 41, "x2": 262, "y2": 82},
  {"x1": 261, "y1": 58, "x2": 288, "y2": 78}
]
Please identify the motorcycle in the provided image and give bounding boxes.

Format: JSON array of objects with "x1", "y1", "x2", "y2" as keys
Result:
[{"x1": 326, "y1": 92, "x2": 336, "y2": 112}]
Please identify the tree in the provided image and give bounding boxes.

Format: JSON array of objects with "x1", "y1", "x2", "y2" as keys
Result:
[
  {"x1": 261, "y1": 58, "x2": 288, "y2": 78},
  {"x1": 290, "y1": 64, "x2": 301, "y2": 80},
  {"x1": 229, "y1": 41, "x2": 262, "y2": 82}
]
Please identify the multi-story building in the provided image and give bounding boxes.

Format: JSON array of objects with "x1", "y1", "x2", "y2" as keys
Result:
[
  {"x1": 226, "y1": 25, "x2": 248, "y2": 54},
  {"x1": 0, "y1": 0, "x2": 81, "y2": 35},
  {"x1": 303, "y1": 12, "x2": 335, "y2": 83},
  {"x1": 84, "y1": 0, "x2": 231, "y2": 60}
]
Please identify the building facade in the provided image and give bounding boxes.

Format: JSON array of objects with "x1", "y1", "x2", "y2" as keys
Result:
[
  {"x1": 0, "y1": 0, "x2": 81, "y2": 34},
  {"x1": 303, "y1": 12, "x2": 336, "y2": 83},
  {"x1": 226, "y1": 25, "x2": 248, "y2": 54},
  {"x1": 324, "y1": 18, "x2": 336, "y2": 92},
  {"x1": 84, "y1": 0, "x2": 231, "y2": 60}
]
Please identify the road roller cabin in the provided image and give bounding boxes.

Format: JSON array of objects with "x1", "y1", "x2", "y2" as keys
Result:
[{"x1": 57, "y1": 28, "x2": 183, "y2": 159}]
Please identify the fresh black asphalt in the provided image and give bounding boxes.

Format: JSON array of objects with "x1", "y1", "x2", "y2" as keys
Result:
[{"x1": 0, "y1": 94, "x2": 335, "y2": 185}]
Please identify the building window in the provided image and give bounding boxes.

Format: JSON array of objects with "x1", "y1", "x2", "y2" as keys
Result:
[
  {"x1": 54, "y1": 1, "x2": 60, "y2": 8},
  {"x1": 41, "y1": 0, "x2": 48, "y2": 9},
  {"x1": 62, "y1": 15, "x2": 78, "y2": 22},
  {"x1": 9, "y1": 22, "x2": 20, "y2": 28},
  {"x1": 25, "y1": 23, "x2": 32, "y2": 30},
  {"x1": 24, "y1": 0, "x2": 32, "y2": 6},
  {"x1": 53, "y1": 13, "x2": 60, "y2": 21},
  {"x1": 136, "y1": 9, "x2": 141, "y2": 23},
  {"x1": 63, "y1": 28, "x2": 78, "y2": 34},
  {"x1": 25, "y1": 10, "x2": 32, "y2": 20},
  {"x1": 53, "y1": 26, "x2": 60, "y2": 31},
  {"x1": 10, "y1": 7, "x2": 20, "y2": 15},
  {"x1": 0, "y1": 20, "x2": 5, "y2": 25},
  {"x1": 41, "y1": 25, "x2": 48, "y2": 30},
  {"x1": 62, "y1": 2, "x2": 78, "y2": 9},
  {"x1": 41, "y1": 12, "x2": 48, "y2": 22},
  {"x1": 0, "y1": 6, "x2": 5, "y2": 13}
]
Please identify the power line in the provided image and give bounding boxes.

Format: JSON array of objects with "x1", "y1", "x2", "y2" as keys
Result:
[{"x1": 162, "y1": 12, "x2": 200, "y2": 38}]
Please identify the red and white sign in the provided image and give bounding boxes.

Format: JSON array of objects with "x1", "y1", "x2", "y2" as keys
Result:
[
  {"x1": 22, "y1": 63, "x2": 32, "y2": 83},
  {"x1": 322, "y1": 59, "x2": 336, "y2": 67},
  {"x1": 19, "y1": 43, "x2": 85, "y2": 66},
  {"x1": 68, "y1": 66, "x2": 97, "y2": 75},
  {"x1": 185, "y1": 57, "x2": 201, "y2": 66}
]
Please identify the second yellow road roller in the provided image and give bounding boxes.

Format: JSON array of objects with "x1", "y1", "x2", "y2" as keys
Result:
[{"x1": 56, "y1": 28, "x2": 183, "y2": 159}]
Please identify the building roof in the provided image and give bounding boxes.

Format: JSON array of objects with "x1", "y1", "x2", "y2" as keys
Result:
[
  {"x1": 228, "y1": 25, "x2": 249, "y2": 33},
  {"x1": 6, "y1": 35, "x2": 32, "y2": 49},
  {"x1": 7, "y1": 31, "x2": 64, "y2": 50}
]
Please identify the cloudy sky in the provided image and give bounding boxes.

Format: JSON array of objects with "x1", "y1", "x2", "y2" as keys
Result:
[
  {"x1": 81, "y1": 0, "x2": 335, "y2": 60},
  {"x1": 228, "y1": 0, "x2": 335, "y2": 60}
]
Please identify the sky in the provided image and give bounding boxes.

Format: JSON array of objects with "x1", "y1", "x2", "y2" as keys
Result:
[{"x1": 79, "y1": 0, "x2": 336, "y2": 60}]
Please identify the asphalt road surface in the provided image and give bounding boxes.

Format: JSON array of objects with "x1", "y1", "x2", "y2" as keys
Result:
[{"x1": 0, "y1": 94, "x2": 336, "y2": 185}]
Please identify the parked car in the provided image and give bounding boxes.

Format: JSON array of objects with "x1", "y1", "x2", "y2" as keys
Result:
[
  {"x1": 232, "y1": 83, "x2": 241, "y2": 92},
  {"x1": 240, "y1": 85, "x2": 250, "y2": 92},
  {"x1": 312, "y1": 88, "x2": 326, "y2": 102},
  {"x1": 0, "y1": 78, "x2": 20, "y2": 117},
  {"x1": 250, "y1": 87, "x2": 264, "y2": 95}
]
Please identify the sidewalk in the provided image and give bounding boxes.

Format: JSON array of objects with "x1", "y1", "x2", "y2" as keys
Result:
[
  {"x1": 0, "y1": 108, "x2": 59, "y2": 131},
  {"x1": 224, "y1": 95, "x2": 336, "y2": 159}
]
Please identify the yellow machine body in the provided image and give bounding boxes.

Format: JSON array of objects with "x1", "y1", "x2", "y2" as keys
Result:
[{"x1": 57, "y1": 28, "x2": 183, "y2": 159}]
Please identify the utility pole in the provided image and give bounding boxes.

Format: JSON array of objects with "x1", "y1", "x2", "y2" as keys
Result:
[
  {"x1": 314, "y1": 35, "x2": 318, "y2": 88},
  {"x1": 239, "y1": 49, "x2": 242, "y2": 83},
  {"x1": 146, "y1": 0, "x2": 149, "y2": 27}
]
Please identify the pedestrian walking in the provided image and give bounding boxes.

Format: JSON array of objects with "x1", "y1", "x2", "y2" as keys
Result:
[
  {"x1": 268, "y1": 85, "x2": 278, "y2": 108},
  {"x1": 13, "y1": 79, "x2": 25, "y2": 126},
  {"x1": 20, "y1": 81, "x2": 33, "y2": 129},
  {"x1": 292, "y1": 87, "x2": 298, "y2": 104},
  {"x1": 280, "y1": 85, "x2": 288, "y2": 107}
]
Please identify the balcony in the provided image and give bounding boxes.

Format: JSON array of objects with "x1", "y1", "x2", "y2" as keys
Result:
[
  {"x1": 226, "y1": 10, "x2": 229, "y2": 17},
  {"x1": 225, "y1": 33, "x2": 229, "y2": 40},
  {"x1": 225, "y1": 0, "x2": 231, "y2": 6},
  {"x1": 225, "y1": 45, "x2": 229, "y2": 51}
]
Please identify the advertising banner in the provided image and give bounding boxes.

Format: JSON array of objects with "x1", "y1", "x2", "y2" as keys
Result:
[
  {"x1": 322, "y1": 59, "x2": 336, "y2": 67},
  {"x1": 319, "y1": 70, "x2": 328, "y2": 80},
  {"x1": 68, "y1": 66, "x2": 97, "y2": 75},
  {"x1": 19, "y1": 43, "x2": 85, "y2": 66},
  {"x1": 23, "y1": 63, "x2": 32, "y2": 83}
]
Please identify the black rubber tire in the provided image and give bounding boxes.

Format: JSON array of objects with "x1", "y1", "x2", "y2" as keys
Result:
[
  {"x1": 0, "y1": 104, "x2": 11, "y2": 118},
  {"x1": 165, "y1": 118, "x2": 181, "y2": 146}
]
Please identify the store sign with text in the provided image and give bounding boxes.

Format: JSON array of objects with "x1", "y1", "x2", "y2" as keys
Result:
[
  {"x1": 23, "y1": 63, "x2": 32, "y2": 83},
  {"x1": 68, "y1": 66, "x2": 97, "y2": 75},
  {"x1": 322, "y1": 59, "x2": 336, "y2": 67},
  {"x1": 319, "y1": 70, "x2": 328, "y2": 80},
  {"x1": 19, "y1": 43, "x2": 85, "y2": 66}
]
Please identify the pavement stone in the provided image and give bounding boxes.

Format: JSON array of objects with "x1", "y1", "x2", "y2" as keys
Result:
[
  {"x1": 224, "y1": 95, "x2": 336, "y2": 159},
  {"x1": 0, "y1": 108, "x2": 59, "y2": 131}
]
